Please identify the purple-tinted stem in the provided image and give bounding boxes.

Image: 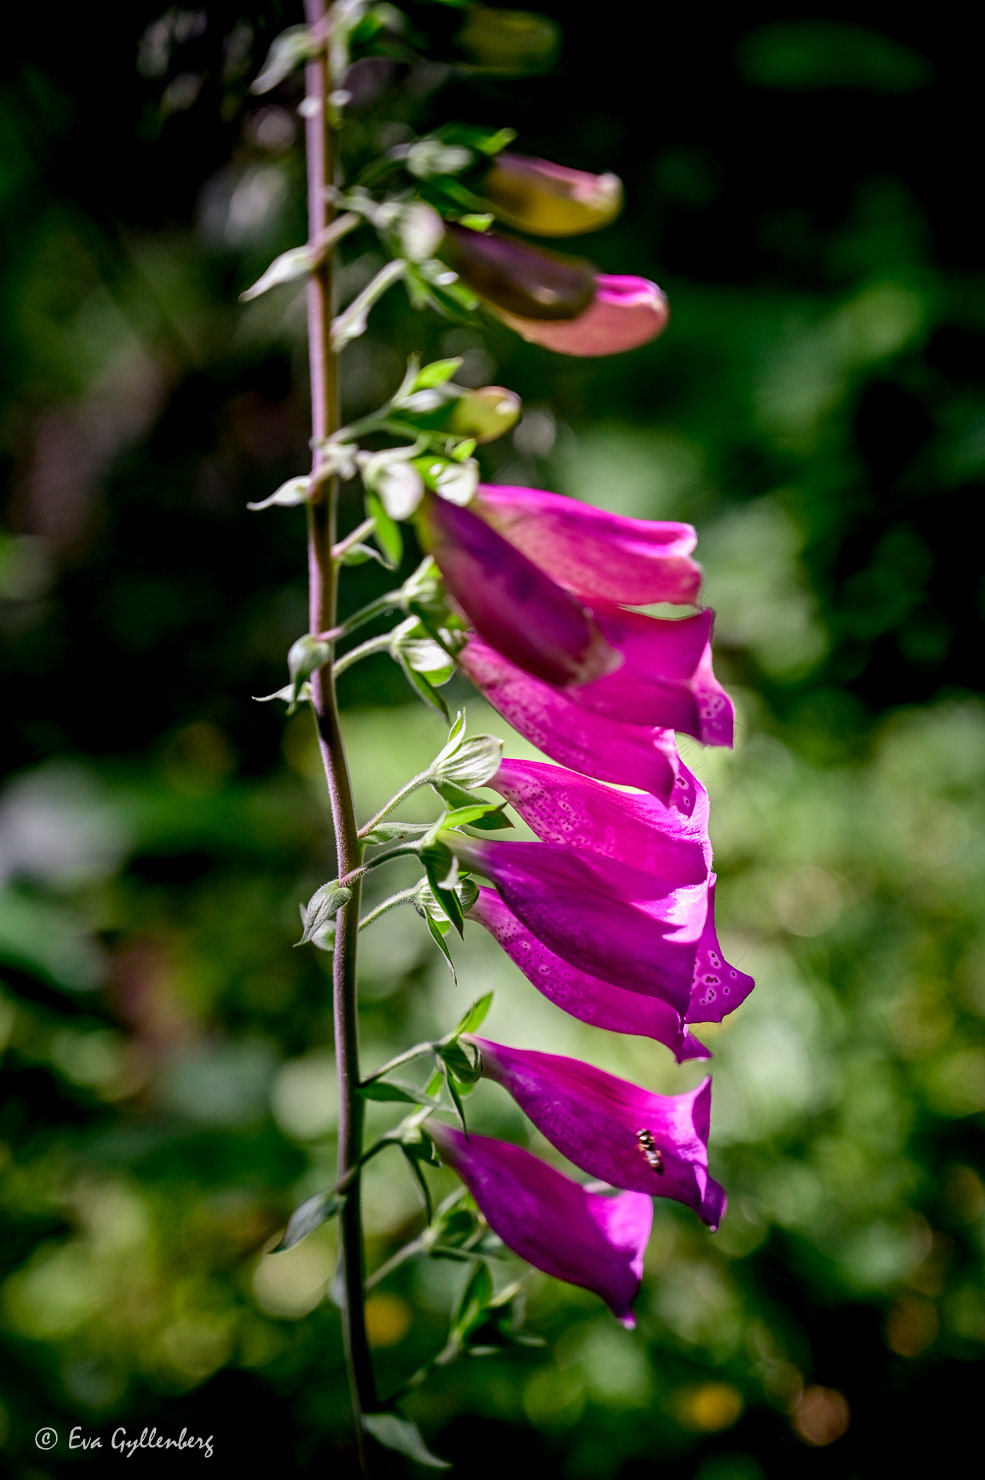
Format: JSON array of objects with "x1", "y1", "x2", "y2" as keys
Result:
[{"x1": 303, "y1": 0, "x2": 376, "y2": 1460}]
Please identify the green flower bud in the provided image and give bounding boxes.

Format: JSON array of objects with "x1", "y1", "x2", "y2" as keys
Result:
[{"x1": 480, "y1": 153, "x2": 623, "y2": 237}]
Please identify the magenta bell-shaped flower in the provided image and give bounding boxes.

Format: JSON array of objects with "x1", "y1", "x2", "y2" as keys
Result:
[
  {"x1": 470, "y1": 1040, "x2": 726, "y2": 1230},
  {"x1": 573, "y1": 605, "x2": 734, "y2": 747},
  {"x1": 467, "y1": 887, "x2": 710, "y2": 1061},
  {"x1": 489, "y1": 757, "x2": 710, "y2": 889},
  {"x1": 458, "y1": 636, "x2": 702, "y2": 809},
  {"x1": 451, "y1": 837, "x2": 750, "y2": 1019},
  {"x1": 474, "y1": 484, "x2": 702, "y2": 607},
  {"x1": 498, "y1": 274, "x2": 669, "y2": 357},
  {"x1": 428, "y1": 1121, "x2": 652, "y2": 1327},
  {"x1": 418, "y1": 494, "x2": 621, "y2": 688}
]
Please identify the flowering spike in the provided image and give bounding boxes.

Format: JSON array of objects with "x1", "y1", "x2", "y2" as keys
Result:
[
  {"x1": 472, "y1": 1041, "x2": 726, "y2": 1230},
  {"x1": 419, "y1": 495, "x2": 621, "y2": 687},
  {"x1": 475, "y1": 484, "x2": 702, "y2": 606},
  {"x1": 429, "y1": 1122, "x2": 652, "y2": 1327},
  {"x1": 458, "y1": 636, "x2": 700, "y2": 808},
  {"x1": 467, "y1": 887, "x2": 710, "y2": 1061},
  {"x1": 498, "y1": 274, "x2": 669, "y2": 356},
  {"x1": 490, "y1": 757, "x2": 710, "y2": 887},
  {"x1": 479, "y1": 153, "x2": 624, "y2": 236}
]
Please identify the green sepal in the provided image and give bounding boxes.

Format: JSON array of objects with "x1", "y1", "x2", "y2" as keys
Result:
[
  {"x1": 362, "y1": 1412, "x2": 449, "y2": 1470},
  {"x1": 421, "y1": 842, "x2": 464, "y2": 935},
  {"x1": 451, "y1": 1261, "x2": 494, "y2": 1339},
  {"x1": 338, "y1": 542, "x2": 388, "y2": 567},
  {"x1": 411, "y1": 357, "x2": 463, "y2": 391},
  {"x1": 423, "y1": 913, "x2": 456, "y2": 980},
  {"x1": 436, "y1": 1037, "x2": 482, "y2": 1084},
  {"x1": 439, "y1": 1058, "x2": 468, "y2": 1131},
  {"x1": 365, "y1": 490, "x2": 403, "y2": 569},
  {"x1": 359, "y1": 1079, "x2": 436, "y2": 1106},
  {"x1": 270, "y1": 1188, "x2": 344, "y2": 1253},
  {"x1": 450, "y1": 991, "x2": 494, "y2": 1038},
  {"x1": 396, "y1": 653, "x2": 451, "y2": 719},
  {"x1": 442, "y1": 802, "x2": 512, "y2": 832}
]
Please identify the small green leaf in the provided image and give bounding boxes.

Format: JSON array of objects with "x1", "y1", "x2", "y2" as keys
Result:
[
  {"x1": 397, "y1": 654, "x2": 451, "y2": 720},
  {"x1": 298, "y1": 882, "x2": 352, "y2": 946},
  {"x1": 359, "y1": 1080, "x2": 435, "y2": 1105},
  {"x1": 452, "y1": 1260, "x2": 494, "y2": 1336},
  {"x1": 363, "y1": 1413, "x2": 449, "y2": 1469},
  {"x1": 247, "y1": 476, "x2": 311, "y2": 511},
  {"x1": 252, "y1": 25, "x2": 322, "y2": 94},
  {"x1": 422, "y1": 843, "x2": 464, "y2": 935},
  {"x1": 338, "y1": 542, "x2": 388, "y2": 567},
  {"x1": 240, "y1": 245, "x2": 315, "y2": 302},
  {"x1": 412, "y1": 358, "x2": 463, "y2": 392},
  {"x1": 401, "y1": 1142, "x2": 435, "y2": 1221},
  {"x1": 440, "y1": 1058, "x2": 468, "y2": 1131},
  {"x1": 454, "y1": 991, "x2": 494, "y2": 1037},
  {"x1": 423, "y1": 913, "x2": 456, "y2": 980},
  {"x1": 365, "y1": 491, "x2": 403, "y2": 569},
  {"x1": 287, "y1": 633, "x2": 331, "y2": 709},
  {"x1": 360, "y1": 821, "x2": 431, "y2": 845},
  {"x1": 271, "y1": 1188, "x2": 344, "y2": 1252},
  {"x1": 442, "y1": 802, "x2": 511, "y2": 831}
]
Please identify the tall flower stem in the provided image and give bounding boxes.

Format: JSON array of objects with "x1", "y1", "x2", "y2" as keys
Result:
[{"x1": 303, "y1": 0, "x2": 376, "y2": 1463}]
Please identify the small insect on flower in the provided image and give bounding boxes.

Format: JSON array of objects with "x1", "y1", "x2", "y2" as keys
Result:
[{"x1": 636, "y1": 1128, "x2": 665, "y2": 1174}]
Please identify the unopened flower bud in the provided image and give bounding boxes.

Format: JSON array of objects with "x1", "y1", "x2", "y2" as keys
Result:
[
  {"x1": 443, "y1": 224, "x2": 595, "y2": 322},
  {"x1": 447, "y1": 386, "x2": 521, "y2": 443},
  {"x1": 480, "y1": 153, "x2": 623, "y2": 237},
  {"x1": 456, "y1": 9, "x2": 559, "y2": 74}
]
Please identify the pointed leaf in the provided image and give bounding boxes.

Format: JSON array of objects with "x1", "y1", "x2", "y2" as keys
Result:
[
  {"x1": 411, "y1": 358, "x2": 463, "y2": 392},
  {"x1": 252, "y1": 25, "x2": 321, "y2": 94},
  {"x1": 359, "y1": 1080, "x2": 436, "y2": 1106},
  {"x1": 442, "y1": 802, "x2": 511, "y2": 831},
  {"x1": 247, "y1": 476, "x2": 311, "y2": 511},
  {"x1": 362, "y1": 1413, "x2": 449, "y2": 1470},
  {"x1": 365, "y1": 491, "x2": 403, "y2": 569},
  {"x1": 423, "y1": 913, "x2": 456, "y2": 980},
  {"x1": 271, "y1": 1188, "x2": 344, "y2": 1252},
  {"x1": 453, "y1": 991, "x2": 494, "y2": 1037},
  {"x1": 241, "y1": 245, "x2": 315, "y2": 301}
]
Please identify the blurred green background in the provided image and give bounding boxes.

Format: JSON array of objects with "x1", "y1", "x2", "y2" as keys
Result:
[{"x1": 2, "y1": 3, "x2": 984, "y2": 1474}]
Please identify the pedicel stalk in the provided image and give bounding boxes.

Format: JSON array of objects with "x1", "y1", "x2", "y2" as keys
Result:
[{"x1": 241, "y1": 2, "x2": 755, "y2": 1469}]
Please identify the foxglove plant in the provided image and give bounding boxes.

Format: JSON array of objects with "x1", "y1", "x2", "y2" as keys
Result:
[{"x1": 243, "y1": 2, "x2": 755, "y2": 1468}]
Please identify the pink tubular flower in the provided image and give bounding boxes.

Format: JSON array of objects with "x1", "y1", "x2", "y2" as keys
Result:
[
  {"x1": 450, "y1": 837, "x2": 750, "y2": 1019},
  {"x1": 428, "y1": 1122, "x2": 652, "y2": 1327},
  {"x1": 467, "y1": 887, "x2": 710, "y2": 1061},
  {"x1": 489, "y1": 756, "x2": 710, "y2": 888},
  {"x1": 474, "y1": 483, "x2": 702, "y2": 607},
  {"x1": 471, "y1": 1040, "x2": 726, "y2": 1230},
  {"x1": 572, "y1": 605, "x2": 734, "y2": 747},
  {"x1": 418, "y1": 495, "x2": 620, "y2": 687},
  {"x1": 497, "y1": 274, "x2": 669, "y2": 357},
  {"x1": 459, "y1": 636, "x2": 701, "y2": 809}
]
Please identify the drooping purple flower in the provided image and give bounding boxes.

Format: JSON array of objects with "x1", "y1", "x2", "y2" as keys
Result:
[
  {"x1": 470, "y1": 1040, "x2": 726, "y2": 1230},
  {"x1": 458, "y1": 636, "x2": 701, "y2": 810},
  {"x1": 497, "y1": 274, "x2": 669, "y2": 357},
  {"x1": 572, "y1": 606, "x2": 734, "y2": 747},
  {"x1": 450, "y1": 836, "x2": 746, "y2": 1017},
  {"x1": 467, "y1": 887, "x2": 710, "y2": 1061},
  {"x1": 489, "y1": 757, "x2": 710, "y2": 888},
  {"x1": 429, "y1": 1121, "x2": 652, "y2": 1327},
  {"x1": 474, "y1": 483, "x2": 702, "y2": 606},
  {"x1": 418, "y1": 495, "x2": 620, "y2": 687}
]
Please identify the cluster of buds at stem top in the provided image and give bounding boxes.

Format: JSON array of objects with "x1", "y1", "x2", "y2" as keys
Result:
[{"x1": 413, "y1": 483, "x2": 750, "y2": 1321}]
